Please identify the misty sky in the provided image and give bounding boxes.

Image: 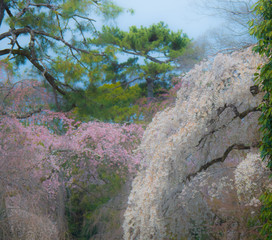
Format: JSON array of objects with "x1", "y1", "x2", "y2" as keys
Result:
[{"x1": 114, "y1": 0, "x2": 223, "y2": 40}]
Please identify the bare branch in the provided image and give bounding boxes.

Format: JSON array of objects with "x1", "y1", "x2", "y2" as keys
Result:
[
  {"x1": 121, "y1": 49, "x2": 169, "y2": 64},
  {"x1": 0, "y1": 28, "x2": 29, "y2": 41},
  {"x1": 0, "y1": 48, "x2": 66, "y2": 95},
  {"x1": 72, "y1": 17, "x2": 88, "y2": 44},
  {"x1": 0, "y1": 0, "x2": 5, "y2": 26},
  {"x1": 1, "y1": 80, "x2": 25, "y2": 104},
  {"x1": 1, "y1": 107, "x2": 42, "y2": 119},
  {"x1": 29, "y1": 2, "x2": 59, "y2": 10},
  {"x1": 0, "y1": 28, "x2": 105, "y2": 56},
  {"x1": 73, "y1": 14, "x2": 96, "y2": 22},
  {"x1": 15, "y1": 0, "x2": 30, "y2": 19}
]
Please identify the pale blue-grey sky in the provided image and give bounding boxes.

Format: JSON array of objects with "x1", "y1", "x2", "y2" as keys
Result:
[{"x1": 114, "y1": 0, "x2": 222, "y2": 39}]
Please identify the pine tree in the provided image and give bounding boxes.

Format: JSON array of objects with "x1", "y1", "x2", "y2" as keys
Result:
[
  {"x1": 92, "y1": 22, "x2": 191, "y2": 100},
  {"x1": 0, "y1": 0, "x2": 122, "y2": 96}
]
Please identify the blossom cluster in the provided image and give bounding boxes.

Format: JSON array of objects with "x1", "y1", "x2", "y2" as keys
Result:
[
  {"x1": 0, "y1": 69, "x2": 144, "y2": 238},
  {"x1": 0, "y1": 77, "x2": 144, "y2": 200},
  {"x1": 0, "y1": 115, "x2": 143, "y2": 196},
  {"x1": 123, "y1": 46, "x2": 267, "y2": 240}
]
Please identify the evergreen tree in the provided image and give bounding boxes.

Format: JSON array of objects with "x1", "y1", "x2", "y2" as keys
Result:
[
  {"x1": 92, "y1": 22, "x2": 191, "y2": 100},
  {"x1": 74, "y1": 82, "x2": 143, "y2": 122},
  {"x1": 0, "y1": 0, "x2": 122, "y2": 97}
]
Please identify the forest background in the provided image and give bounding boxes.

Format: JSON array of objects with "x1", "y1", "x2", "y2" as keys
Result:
[{"x1": 0, "y1": 0, "x2": 271, "y2": 239}]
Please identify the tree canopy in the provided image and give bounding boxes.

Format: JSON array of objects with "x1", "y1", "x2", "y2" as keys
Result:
[
  {"x1": 0, "y1": 0, "x2": 122, "y2": 96},
  {"x1": 92, "y1": 22, "x2": 190, "y2": 99},
  {"x1": 0, "y1": 72, "x2": 144, "y2": 238},
  {"x1": 193, "y1": 0, "x2": 258, "y2": 55},
  {"x1": 0, "y1": 2, "x2": 191, "y2": 121}
]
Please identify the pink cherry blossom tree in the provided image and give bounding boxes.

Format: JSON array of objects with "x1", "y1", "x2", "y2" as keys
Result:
[{"x1": 0, "y1": 63, "x2": 144, "y2": 238}]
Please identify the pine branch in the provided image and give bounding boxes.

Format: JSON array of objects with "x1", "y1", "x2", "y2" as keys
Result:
[{"x1": 0, "y1": 48, "x2": 66, "y2": 95}]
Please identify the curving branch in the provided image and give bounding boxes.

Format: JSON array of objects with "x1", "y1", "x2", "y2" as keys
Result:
[
  {"x1": 0, "y1": 48, "x2": 66, "y2": 95},
  {"x1": 186, "y1": 144, "x2": 252, "y2": 181},
  {"x1": 121, "y1": 48, "x2": 170, "y2": 64},
  {"x1": 1, "y1": 107, "x2": 42, "y2": 119},
  {"x1": 0, "y1": 27, "x2": 105, "y2": 58},
  {"x1": 0, "y1": 0, "x2": 5, "y2": 26},
  {"x1": 29, "y1": 2, "x2": 59, "y2": 9},
  {"x1": 15, "y1": 0, "x2": 30, "y2": 19}
]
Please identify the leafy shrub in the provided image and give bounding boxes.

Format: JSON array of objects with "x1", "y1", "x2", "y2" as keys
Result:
[{"x1": 249, "y1": 0, "x2": 272, "y2": 238}]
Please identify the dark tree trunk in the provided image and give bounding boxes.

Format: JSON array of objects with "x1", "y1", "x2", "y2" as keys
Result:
[
  {"x1": 53, "y1": 87, "x2": 61, "y2": 111},
  {"x1": 0, "y1": 0, "x2": 5, "y2": 26},
  {"x1": 0, "y1": 190, "x2": 12, "y2": 239},
  {"x1": 146, "y1": 78, "x2": 154, "y2": 102}
]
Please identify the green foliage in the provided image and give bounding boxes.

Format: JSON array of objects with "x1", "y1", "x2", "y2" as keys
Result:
[
  {"x1": 73, "y1": 82, "x2": 143, "y2": 122},
  {"x1": 140, "y1": 61, "x2": 173, "y2": 80},
  {"x1": 260, "y1": 191, "x2": 272, "y2": 238},
  {"x1": 250, "y1": 0, "x2": 272, "y2": 238},
  {"x1": 66, "y1": 165, "x2": 125, "y2": 239},
  {"x1": 2, "y1": 4, "x2": 190, "y2": 122},
  {"x1": 1, "y1": 0, "x2": 123, "y2": 97},
  {"x1": 102, "y1": 57, "x2": 139, "y2": 84},
  {"x1": 98, "y1": 1, "x2": 123, "y2": 20},
  {"x1": 77, "y1": 22, "x2": 190, "y2": 122},
  {"x1": 189, "y1": 220, "x2": 210, "y2": 240},
  {"x1": 91, "y1": 22, "x2": 190, "y2": 99}
]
